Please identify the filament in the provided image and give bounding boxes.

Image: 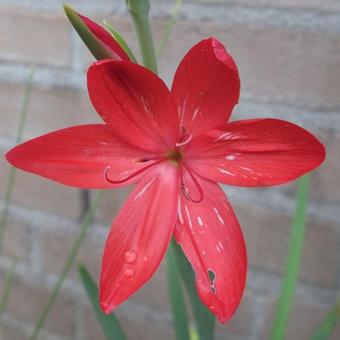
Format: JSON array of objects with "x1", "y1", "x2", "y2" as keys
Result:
[
  {"x1": 104, "y1": 157, "x2": 164, "y2": 184},
  {"x1": 180, "y1": 165, "x2": 204, "y2": 203},
  {"x1": 176, "y1": 127, "x2": 192, "y2": 147}
]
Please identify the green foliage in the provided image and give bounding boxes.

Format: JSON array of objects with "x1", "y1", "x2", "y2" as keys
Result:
[
  {"x1": 271, "y1": 175, "x2": 310, "y2": 340},
  {"x1": 310, "y1": 302, "x2": 340, "y2": 340},
  {"x1": 78, "y1": 265, "x2": 126, "y2": 340}
]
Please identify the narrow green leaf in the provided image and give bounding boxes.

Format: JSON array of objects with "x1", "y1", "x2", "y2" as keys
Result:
[
  {"x1": 270, "y1": 175, "x2": 310, "y2": 340},
  {"x1": 63, "y1": 4, "x2": 113, "y2": 60},
  {"x1": 156, "y1": 0, "x2": 183, "y2": 57},
  {"x1": 0, "y1": 67, "x2": 34, "y2": 253},
  {"x1": 0, "y1": 259, "x2": 17, "y2": 317},
  {"x1": 103, "y1": 20, "x2": 137, "y2": 63},
  {"x1": 171, "y1": 239, "x2": 216, "y2": 340},
  {"x1": 310, "y1": 302, "x2": 340, "y2": 340},
  {"x1": 166, "y1": 243, "x2": 191, "y2": 340},
  {"x1": 78, "y1": 264, "x2": 126, "y2": 340},
  {"x1": 29, "y1": 190, "x2": 104, "y2": 340}
]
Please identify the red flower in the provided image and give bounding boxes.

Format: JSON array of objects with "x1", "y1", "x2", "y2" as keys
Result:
[{"x1": 5, "y1": 38, "x2": 325, "y2": 323}]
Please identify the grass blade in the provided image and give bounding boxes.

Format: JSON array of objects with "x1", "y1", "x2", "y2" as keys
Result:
[
  {"x1": 0, "y1": 259, "x2": 17, "y2": 318},
  {"x1": 270, "y1": 175, "x2": 310, "y2": 340},
  {"x1": 0, "y1": 67, "x2": 34, "y2": 253},
  {"x1": 29, "y1": 190, "x2": 104, "y2": 340},
  {"x1": 310, "y1": 301, "x2": 340, "y2": 340},
  {"x1": 166, "y1": 242, "x2": 191, "y2": 340},
  {"x1": 78, "y1": 264, "x2": 126, "y2": 340},
  {"x1": 156, "y1": 0, "x2": 182, "y2": 57},
  {"x1": 171, "y1": 239, "x2": 215, "y2": 340}
]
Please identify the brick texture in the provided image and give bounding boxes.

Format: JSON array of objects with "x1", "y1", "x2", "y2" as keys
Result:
[
  {"x1": 1, "y1": 1, "x2": 339, "y2": 340},
  {"x1": 0, "y1": 6, "x2": 71, "y2": 67}
]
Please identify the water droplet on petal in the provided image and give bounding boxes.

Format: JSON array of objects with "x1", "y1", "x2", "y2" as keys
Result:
[
  {"x1": 142, "y1": 256, "x2": 148, "y2": 263},
  {"x1": 124, "y1": 269, "x2": 135, "y2": 278},
  {"x1": 124, "y1": 250, "x2": 137, "y2": 263}
]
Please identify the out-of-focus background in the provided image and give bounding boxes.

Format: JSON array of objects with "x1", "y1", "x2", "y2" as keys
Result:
[{"x1": 0, "y1": 0, "x2": 339, "y2": 339}]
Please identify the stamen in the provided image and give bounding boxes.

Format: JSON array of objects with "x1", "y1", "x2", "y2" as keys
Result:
[
  {"x1": 180, "y1": 165, "x2": 204, "y2": 203},
  {"x1": 176, "y1": 127, "x2": 192, "y2": 147},
  {"x1": 104, "y1": 158, "x2": 164, "y2": 184}
]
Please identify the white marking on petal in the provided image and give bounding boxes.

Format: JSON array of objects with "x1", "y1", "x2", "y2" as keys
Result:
[
  {"x1": 218, "y1": 168, "x2": 236, "y2": 176},
  {"x1": 213, "y1": 132, "x2": 232, "y2": 142},
  {"x1": 225, "y1": 154, "x2": 236, "y2": 160},
  {"x1": 213, "y1": 207, "x2": 225, "y2": 225},
  {"x1": 218, "y1": 241, "x2": 224, "y2": 250},
  {"x1": 192, "y1": 107, "x2": 200, "y2": 121},
  {"x1": 184, "y1": 204, "x2": 193, "y2": 230},
  {"x1": 134, "y1": 177, "x2": 156, "y2": 200},
  {"x1": 240, "y1": 166, "x2": 254, "y2": 172},
  {"x1": 178, "y1": 200, "x2": 184, "y2": 224},
  {"x1": 197, "y1": 216, "x2": 204, "y2": 227}
]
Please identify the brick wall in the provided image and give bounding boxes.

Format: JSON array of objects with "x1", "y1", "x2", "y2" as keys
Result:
[{"x1": 0, "y1": 0, "x2": 339, "y2": 339}]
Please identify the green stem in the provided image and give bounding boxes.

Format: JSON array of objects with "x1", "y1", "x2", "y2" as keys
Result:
[
  {"x1": 270, "y1": 175, "x2": 310, "y2": 340},
  {"x1": 126, "y1": 0, "x2": 158, "y2": 73},
  {"x1": 0, "y1": 67, "x2": 34, "y2": 253},
  {"x1": 29, "y1": 191, "x2": 104, "y2": 340}
]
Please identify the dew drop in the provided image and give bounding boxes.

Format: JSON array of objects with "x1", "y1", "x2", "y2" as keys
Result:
[
  {"x1": 124, "y1": 250, "x2": 137, "y2": 263},
  {"x1": 142, "y1": 256, "x2": 149, "y2": 263},
  {"x1": 124, "y1": 268, "x2": 135, "y2": 278}
]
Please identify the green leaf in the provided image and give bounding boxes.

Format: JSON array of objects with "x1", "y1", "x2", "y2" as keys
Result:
[
  {"x1": 78, "y1": 264, "x2": 126, "y2": 340},
  {"x1": 171, "y1": 239, "x2": 216, "y2": 340},
  {"x1": 270, "y1": 175, "x2": 310, "y2": 340},
  {"x1": 310, "y1": 302, "x2": 340, "y2": 340},
  {"x1": 63, "y1": 4, "x2": 113, "y2": 60},
  {"x1": 103, "y1": 20, "x2": 137, "y2": 63},
  {"x1": 166, "y1": 243, "x2": 191, "y2": 340},
  {"x1": 0, "y1": 259, "x2": 17, "y2": 318}
]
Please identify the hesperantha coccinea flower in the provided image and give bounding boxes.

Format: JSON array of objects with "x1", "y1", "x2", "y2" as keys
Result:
[{"x1": 5, "y1": 38, "x2": 325, "y2": 323}]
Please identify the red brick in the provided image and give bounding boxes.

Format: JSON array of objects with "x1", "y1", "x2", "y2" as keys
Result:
[
  {"x1": 235, "y1": 205, "x2": 338, "y2": 287},
  {"x1": 262, "y1": 299, "x2": 340, "y2": 339},
  {"x1": 216, "y1": 292, "x2": 254, "y2": 336},
  {"x1": 39, "y1": 227, "x2": 105, "y2": 280},
  {"x1": 2, "y1": 214, "x2": 32, "y2": 262},
  {"x1": 6, "y1": 277, "x2": 76, "y2": 337},
  {"x1": 0, "y1": 323, "x2": 27, "y2": 340},
  {"x1": 83, "y1": 303, "x2": 174, "y2": 340},
  {"x1": 0, "y1": 6, "x2": 71, "y2": 67},
  {"x1": 0, "y1": 154, "x2": 82, "y2": 219},
  {"x1": 198, "y1": 0, "x2": 340, "y2": 11},
  {"x1": 0, "y1": 82, "x2": 98, "y2": 141},
  {"x1": 93, "y1": 188, "x2": 132, "y2": 225}
]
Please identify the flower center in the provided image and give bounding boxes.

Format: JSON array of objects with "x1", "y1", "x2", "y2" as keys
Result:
[{"x1": 167, "y1": 150, "x2": 182, "y2": 164}]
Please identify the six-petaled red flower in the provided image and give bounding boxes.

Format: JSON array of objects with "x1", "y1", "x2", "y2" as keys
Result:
[{"x1": 5, "y1": 38, "x2": 325, "y2": 323}]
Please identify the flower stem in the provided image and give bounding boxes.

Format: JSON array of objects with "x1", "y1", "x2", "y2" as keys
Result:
[
  {"x1": 126, "y1": 0, "x2": 158, "y2": 73},
  {"x1": 270, "y1": 175, "x2": 310, "y2": 340},
  {"x1": 29, "y1": 190, "x2": 103, "y2": 340}
]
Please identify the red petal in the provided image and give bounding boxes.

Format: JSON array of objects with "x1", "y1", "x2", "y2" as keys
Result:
[
  {"x1": 100, "y1": 163, "x2": 179, "y2": 312},
  {"x1": 88, "y1": 60, "x2": 178, "y2": 153},
  {"x1": 185, "y1": 119, "x2": 326, "y2": 186},
  {"x1": 175, "y1": 171, "x2": 247, "y2": 323},
  {"x1": 5, "y1": 124, "x2": 150, "y2": 189},
  {"x1": 79, "y1": 13, "x2": 131, "y2": 61},
  {"x1": 171, "y1": 38, "x2": 240, "y2": 138}
]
